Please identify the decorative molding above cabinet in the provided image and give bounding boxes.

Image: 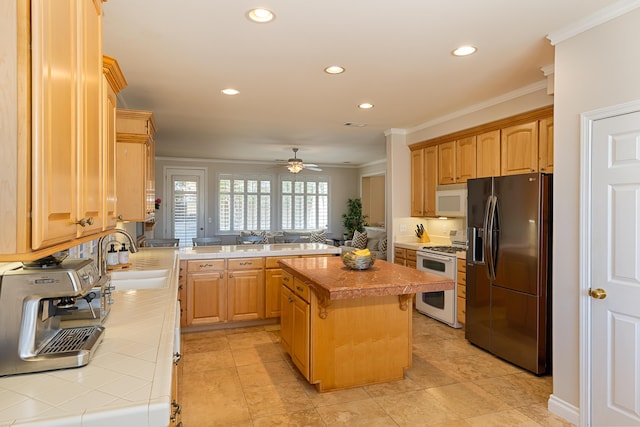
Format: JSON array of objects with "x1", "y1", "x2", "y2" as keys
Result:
[{"x1": 409, "y1": 105, "x2": 554, "y2": 218}]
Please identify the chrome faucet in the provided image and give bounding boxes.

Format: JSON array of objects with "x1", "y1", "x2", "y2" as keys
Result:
[{"x1": 97, "y1": 229, "x2": 139, "y2": 277}]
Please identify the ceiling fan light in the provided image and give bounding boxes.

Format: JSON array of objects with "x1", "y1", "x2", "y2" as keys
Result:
[{"x1": 287, "y1": 162, "x2": 304, "y2": 173}]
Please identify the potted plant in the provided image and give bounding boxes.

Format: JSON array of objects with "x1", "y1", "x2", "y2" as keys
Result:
[{"x1": 342, "y1": 198, "x2": 368, "y2": 239}]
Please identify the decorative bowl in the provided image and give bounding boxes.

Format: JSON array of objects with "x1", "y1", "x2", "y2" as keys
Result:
[{"x1": 342, "y1": 252, "x2": 375, "y2": 270}]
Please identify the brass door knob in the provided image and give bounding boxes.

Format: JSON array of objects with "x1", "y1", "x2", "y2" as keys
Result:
[{"x1": 589, "y1": 288, "x2": 607, "y2": 299}]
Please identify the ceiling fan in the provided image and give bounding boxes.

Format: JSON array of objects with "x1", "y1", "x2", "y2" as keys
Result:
[{"x1": 279, "y1": 148, "x2": 322, "y2": 173}]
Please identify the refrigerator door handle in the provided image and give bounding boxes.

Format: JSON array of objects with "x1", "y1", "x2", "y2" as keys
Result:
[
  {"x1": 486, "y1": 195, "x2": 498, "y2": 280},
  {"x1": 482, "y1": 195, "x2": 493, "y2": 279}
]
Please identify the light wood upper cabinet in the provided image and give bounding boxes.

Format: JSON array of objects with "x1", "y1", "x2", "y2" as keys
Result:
[
  {"x1": 116, "y1": 109, "x2": 156, "y2": 222},
  {"x1": 438, "y1": 141, "x2": 456, "y2": 184},
  {"x1": 31, "y1": 0, "x2": 104, "y2": 249},
  {"x1": 410, "y1": 149, "x2": 424, "y2": 216},
  {"x1": 455, "y1": 136, "x2": 477, "y2": 182},
  {"x1": 423, "y1": 145, "x2": 438, "y2": 217},
  {"x1": 539, "y1": 117, "x2": 554, "y2": 173},
  {"x1": 438, "y1": 137, "x2": 476, "y2": 185},
  {"x1": 501, "y1": 121, "x2": 539, "y2": 176},
  {"x1": 411, "y1": 146, "x2": 437, "y2": 217},
  {"x1": 103, "y1": 56, "x2": 127, "y2": 229},
  {"x1": 476, "y1": 130, "x2": 501, "y2": 178}
]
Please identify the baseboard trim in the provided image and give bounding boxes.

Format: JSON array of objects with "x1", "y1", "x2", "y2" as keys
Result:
[{"x1": 548, "y1": 394, "x2": 580, "y2": 425}]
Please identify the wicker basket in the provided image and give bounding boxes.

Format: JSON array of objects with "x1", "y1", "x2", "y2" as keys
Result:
[{"x1": 342, "y1": 252, "x2": 376, "y2": 270}]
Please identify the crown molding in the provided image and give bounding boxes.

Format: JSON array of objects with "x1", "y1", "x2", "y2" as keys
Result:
[
  {"x1": 408, "y1": 80, "x2": 547, "y2": 134},
  {"x1": 547, "y1": 0, "x2": 640, "y2": 45}
]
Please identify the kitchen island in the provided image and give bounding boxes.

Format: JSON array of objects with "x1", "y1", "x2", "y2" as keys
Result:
[{"x1": 278, "y1": 256, "x2": 454, "y2": 391}]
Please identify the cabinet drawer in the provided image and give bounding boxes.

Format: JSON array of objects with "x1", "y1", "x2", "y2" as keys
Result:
[
  {"x1": 394, "y1": 247, "x2": 406, "y2": 258},
  {"x1": 228, "y1": 257, "x2": 265, "y2": 270},
  {"x1": 266, "y1": 256, "x2": 298, "y2": 269},
  {"x1": 406, "y1": 260, "x2": 417, "y2": 269},
  {"x1": 406, "y1": 250, "x2": 417, "y2": 262},
  {"x1": 457, "y1": 296, "x2": 466, "y2": 324},
  {"x1": 187, "y1": 259, "x2": 225, "y2": 272},
  {"x1": 293, "y1": 278, "x2": 311, "y2": 303},
  {"x1": 457, "y1": 284, "x2": 466, "y2": 299},
  {"x1": 394, "y1": 259, "x2": 406, "y2": 266},
  {"x1": 282, "y1": 270, "x2": 294, "y2": 291}
]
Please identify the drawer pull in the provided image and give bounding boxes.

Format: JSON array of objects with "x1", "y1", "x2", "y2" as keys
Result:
[
  {"x1": 239, "y1": 261, "x2": 253, "y2": 266},
  {"x1": 199, "y1": 263, "x2": 214, "y2": 268},
  {"x1": 296, "y1": 286, "x2": 304, "y2": 292}
]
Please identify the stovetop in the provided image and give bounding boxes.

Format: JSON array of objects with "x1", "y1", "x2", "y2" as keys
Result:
[{"x1": 419, "y1": 245, "x2": 466, "y2": 254}]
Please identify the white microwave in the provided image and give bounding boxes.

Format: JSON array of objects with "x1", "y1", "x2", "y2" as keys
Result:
[{"x1": 435, "y1": 187, "x2": 467, "y2": 217}]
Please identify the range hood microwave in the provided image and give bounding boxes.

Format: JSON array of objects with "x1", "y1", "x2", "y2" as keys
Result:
[{"x1": 435, "y1": 185, "x2": 467, "y2": 217}]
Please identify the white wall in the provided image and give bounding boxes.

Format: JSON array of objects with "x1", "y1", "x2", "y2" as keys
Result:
[
  {"x1": 551, "y1": 6, "x2": 640, "y2": 415},
  {"x1": 153, "y1": 157, "x2": 360, "y2": 239}
]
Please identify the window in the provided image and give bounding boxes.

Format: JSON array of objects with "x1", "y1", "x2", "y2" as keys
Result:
[
  {"x1": 219, "y1": 174, "x2": 272, "y2": 232},
  {"x1": 281, "y1": 176, "x2": 329, "y2": 230}
]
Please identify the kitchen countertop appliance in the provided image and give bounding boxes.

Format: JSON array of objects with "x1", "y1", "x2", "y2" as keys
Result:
[
  {"x1": 466, "y1": 173, "x2": 552, "y2": 375},
  {"x1": 415, "y1": 230, "x2": 466, "y2": 328},
  {"x1": 0, "y1": 258, "x2": 107, "y2": 376}
]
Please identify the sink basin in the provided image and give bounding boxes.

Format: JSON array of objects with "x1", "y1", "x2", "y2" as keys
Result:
[{"x1": 110, "y1": 269, "x2": 170, "y2": 290}]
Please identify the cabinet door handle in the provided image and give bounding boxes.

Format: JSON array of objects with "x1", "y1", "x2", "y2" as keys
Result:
[
  {"x1": 288, "y1": 296, "x2": 294, "y2": 303},
  {"x1": 76, "y1": 217, "x2": 94, "y2": 227}
]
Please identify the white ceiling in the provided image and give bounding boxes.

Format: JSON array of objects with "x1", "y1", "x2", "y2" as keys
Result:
[{"x1": 102, "y1": 0, "x2": 617, "y2": 168}]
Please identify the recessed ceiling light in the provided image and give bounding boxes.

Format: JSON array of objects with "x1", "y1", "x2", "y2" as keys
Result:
[
  {"x1": 324, "y1": 65, "x2": 345, "y2": 74},
  {"x1": 452, "y1": 45, "x2": 477, "y2": 57},
  {"x1": 246, "y1": 8, "x2": 275, "y2": 23},
  {"x1": 344, "y1": 122, "x2": 368, "y2": 127},
  {"x1": 221, "y1": 88, "x2": 239, "y2": 95},
  {"x1": 358, "y1": 103, "x2": 374, "y2": 109}
]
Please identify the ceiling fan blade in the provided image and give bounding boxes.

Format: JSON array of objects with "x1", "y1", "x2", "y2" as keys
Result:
[
  {"x1": 304, "y1": 163, "x2": 319, "y2": 167},
  {"x1": 305, "y1": 166, "x2": 323, "y2": 171}
]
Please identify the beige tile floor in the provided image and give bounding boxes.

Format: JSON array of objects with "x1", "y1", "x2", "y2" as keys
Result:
[{"x1": 180, "y1": 311, "x2": 574, "y2": 426}]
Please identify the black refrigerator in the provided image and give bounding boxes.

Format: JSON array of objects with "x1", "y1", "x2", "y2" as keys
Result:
[{"x1": 466, "y1": 173, "x2": 552, "y2": 375}]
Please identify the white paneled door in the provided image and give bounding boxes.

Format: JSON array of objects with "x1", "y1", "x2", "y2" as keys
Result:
[{"x1": 589, "y1": 109, "x2": 640, "y2": 426}]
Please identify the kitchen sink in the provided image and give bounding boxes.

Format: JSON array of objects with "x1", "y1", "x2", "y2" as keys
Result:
[{"x1": 109, "y1": 269, "x2": 170, "y2": 289}]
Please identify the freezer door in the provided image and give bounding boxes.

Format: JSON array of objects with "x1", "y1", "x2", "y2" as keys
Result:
[
  {"x1": 491, "y1": 286, "x2": 549, "y2": 374},
  {"x1": 492, "y1": 173, "x2": 546, "y2": 295},
  {"x1": 465, "y1": 262, "x2": 492, "y2": 350}
]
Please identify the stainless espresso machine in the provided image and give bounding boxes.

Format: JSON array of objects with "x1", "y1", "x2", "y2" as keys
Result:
[{"x1": 0, "y1": 257, "x2": 109, "y2": 376}]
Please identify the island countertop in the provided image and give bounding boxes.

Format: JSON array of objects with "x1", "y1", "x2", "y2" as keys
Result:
[{"x1": 278, "y1": 256, "x2": 454, "y2": 301}]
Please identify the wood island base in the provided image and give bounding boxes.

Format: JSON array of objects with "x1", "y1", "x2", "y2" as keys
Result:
[
  {"x1": 279, "y1": 256, "x2": 453, "y2": 392},
  {"x1": 309, "y1": 293, "x2": 412, "y2": 392}
]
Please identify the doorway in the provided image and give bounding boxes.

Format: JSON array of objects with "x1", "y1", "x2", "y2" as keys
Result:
[
  {"x1": 581, "y1": 102, "x2": 640, "y2": 426},
  {"x1": 361, "y1": 174, "x2": 385, "y2": 228},
  {"x1": 165, "y1": 168, "x2": 206, "y2": 247}
]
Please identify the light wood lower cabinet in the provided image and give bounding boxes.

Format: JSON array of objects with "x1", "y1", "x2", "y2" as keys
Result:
[
  {"x1": 186, "y1": 266, "x2": 226, "y2": 326},
  {"x1": 227, "y1": 257, "x2": 265, "y2": 322},
  {"x1": 394, "y1": 247, "x2": 417, "y2": 268},
  {"x1": 280, "y1": 272, "x2": 310, "y2": 380},
  {"x1": 184, "y1": 257, "x2": 266, "y2": 326},
  {"x1": 456, "y1": 258, "x2": 467, "y2": 325}
]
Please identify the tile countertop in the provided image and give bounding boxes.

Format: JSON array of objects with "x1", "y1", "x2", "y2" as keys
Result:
[
  {"x1": 0, "y1": 244, "x2": 341, "y2": 427},
  {"x1": 0, "y1": 248, "x2": 180, "y2": 427},
  {"x1": 177, "y1": 242, "x2": 340, "y2": 259},
  {"x1": 278, "y1": 256, "x2": 454, "y2": 302}
]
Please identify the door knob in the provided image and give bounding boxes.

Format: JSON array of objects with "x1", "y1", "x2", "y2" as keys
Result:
[{"x1": 589, "y1": 288, "x2": 607, "y2": 299}]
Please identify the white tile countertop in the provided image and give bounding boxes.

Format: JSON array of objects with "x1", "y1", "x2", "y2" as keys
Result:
[
  {"x1": 0, "y1": 248, "x2": 180, "y2": 427},
  {"x1": 0, "y1": 243, "x2": 341, "y2": 426},
  {"x1": 178, "y1": 242, "x2": 340, "y2": 259}
]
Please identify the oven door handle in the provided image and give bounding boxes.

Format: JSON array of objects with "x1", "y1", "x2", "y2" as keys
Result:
[{"x1": 418, "y1": 253, "x2": 455, "y2": 263}]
